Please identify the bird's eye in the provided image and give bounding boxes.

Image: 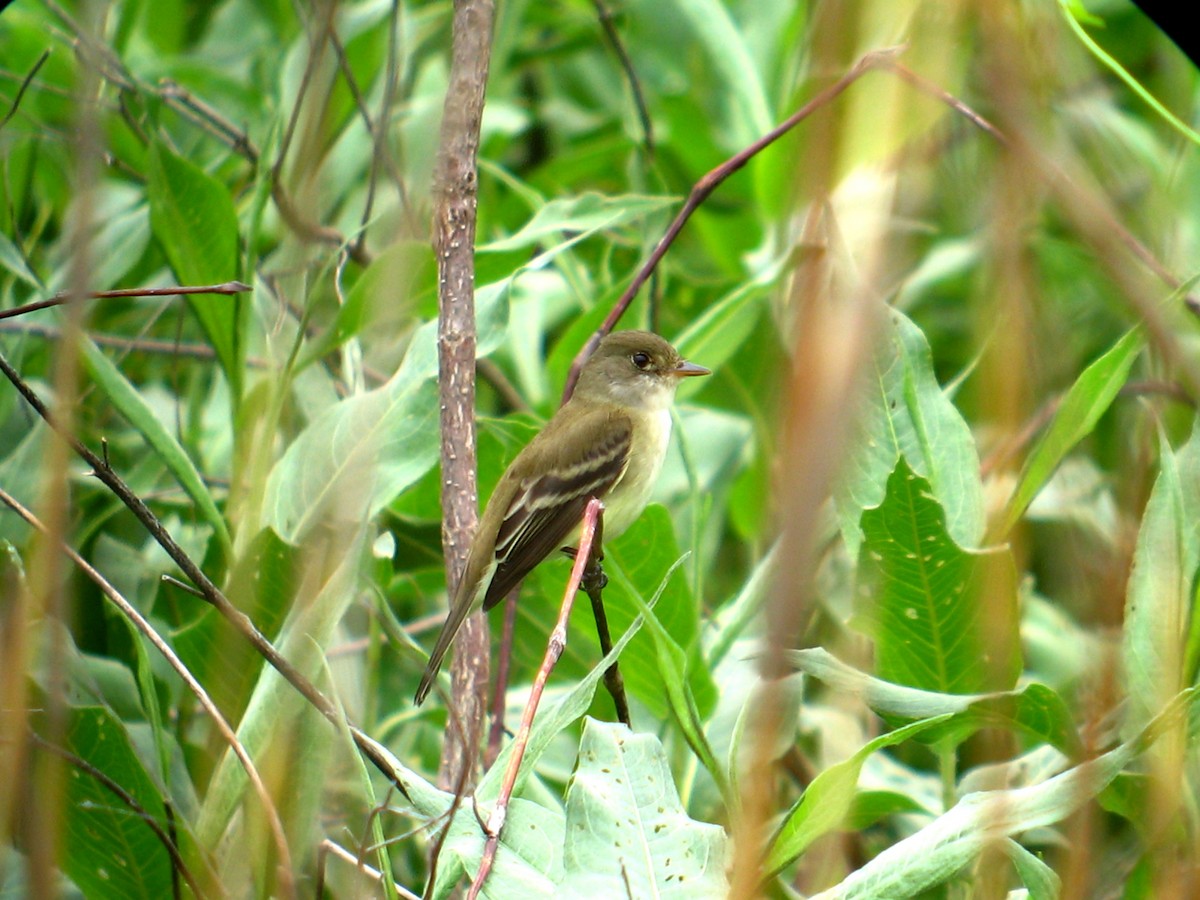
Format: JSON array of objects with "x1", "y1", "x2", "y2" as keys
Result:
[{"x1": 631, "y1": 352, "x2": 652, "y2": 370}]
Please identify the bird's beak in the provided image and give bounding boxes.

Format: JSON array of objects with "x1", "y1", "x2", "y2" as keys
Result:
[{"x1": 672, "y1": 359, "x2": 710, "y2": 377}]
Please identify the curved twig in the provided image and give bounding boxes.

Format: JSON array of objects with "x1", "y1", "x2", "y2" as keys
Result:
[{"x1": 562, "y1": 46, "x2": 902, "y2": 401}]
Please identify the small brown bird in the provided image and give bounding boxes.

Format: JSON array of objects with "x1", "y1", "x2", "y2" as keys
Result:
[{"x1": 414, "y1": 330, "x2": 709, "y2": 705}]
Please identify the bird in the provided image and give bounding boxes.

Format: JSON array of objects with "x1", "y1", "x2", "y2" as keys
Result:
[{"x1": 414, "y1": 330, "x2": 709, "y2": 705}]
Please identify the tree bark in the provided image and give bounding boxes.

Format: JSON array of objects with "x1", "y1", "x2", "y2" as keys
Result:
[{"x1": 432, "y1": 0, "x2": 495, "y2": 790}]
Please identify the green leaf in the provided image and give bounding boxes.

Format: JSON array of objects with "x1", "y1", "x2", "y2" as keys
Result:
[
  {"x1": 765, "y1": 715, "x2": 953, "y2": 878},
  {"x1": 80, "y1": 337, "x2": 232, "y2": 556},
  {"x1": 475, "y1": 575, "x2": 653, "y2": 804},
  {"x1": 1123, "y1": 421, "x2": 1200, "y2": 737},
  {"x1": 478, "y1": 193, "x2": 677, "y2": 253},
  {"x1": 789, "y1": 648, "x2": 1081, "y2": 756},
  {"x1": 858, "y1": 456, "x2": 1021, "y2": 695},
  {"x1": 1058, "y1": 0, "x2": 1200, "y2": 147},
  {"x1": 611, "y1": 553, "x2": 731, "y2": 803},
  {"x1": 559, "y1": 719, "x2": 728, "y2": 899},
  {"x1": 171, "y1": 528, "x2": 298, "y2": 723},
  {"x1": 263, "y1": 376, "x2": 440, "y2": 544},
  {"x1": 1007, "y1": 840, "x2": 1061, "y2": 900},
  {"x1": 672, "y1": 259, "x2": 782, "y2": 401},
  {"x1": 45, "y1": 707, "x2": 181, "y2": 900},
  {"x1": 196, "y1": 537, "x2": 365, "y2": 848},
  {"x1": 296, "y1": 240, "x2": 435, "y2": 371},
  {"x1": 145, "y1": 141, "x2": 243, "y2": 391},
  {"x1": 0, "y1": 230, "x2": 42, "y2": 288},
  {"x1": 516, "y1": 506, "x2": 715, "y2": 720},
  {"x1": 810, "y1": 689, "x2": 1199, "y2": 899},
  {"x1": 670, "y1": 0, "x2": 774, "y2": 150},
  {"x1": 1003, "y1": 328, "x2": 1142, "y2": 533},
  {"x1": 837, "y1": 310, "x2": 985, "y2": 557}
]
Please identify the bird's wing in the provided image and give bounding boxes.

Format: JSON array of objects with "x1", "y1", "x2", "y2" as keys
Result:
[{"x1": 482, "y1": 408, "x2": 633, "y2": 609}]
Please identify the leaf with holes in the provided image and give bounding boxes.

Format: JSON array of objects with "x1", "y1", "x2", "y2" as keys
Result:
[
  {"x1": 856, "y1": 456, "x2": 1020, "y2": 695},
  {"x1": 559, "y1": 719, "x2": 728, "y2": 899},
  {"x1": 836, "y1": 310, "x2": 985, "y2": 558}
]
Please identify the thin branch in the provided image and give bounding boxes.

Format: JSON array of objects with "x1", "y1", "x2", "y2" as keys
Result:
[
  {"x1": 0, "y1": 351, "x2": 412, "y2": 804},
  {"x1": 0, "y1": 281, "x2": 252, "y2": 322},
  {"x1": 591, "y1": 0, "x2": 654, "y2": 158},
  {"x1": 0, "y1": 487, "x2": 286, "y2": 899},
  {"x1": 582, "y1": 560, "x2": 631, "y2": 726},
  {"x1": 156, "y1": 79, "x2": 261, "y2": 164},
  {"x1": 486, "y1": 584, "x2": 521, "y2": 767},
  {"x1": 468, "y1": 498, "x2": 602, "y2": 900},
  {"x1": 0, "y1": 48, "x2": 51, "y2": 131},
  {"x1": 28, "y1": 732, "x2": 207, "y2": 900},
  {"x1": 562, "y1": 45, "x2": 903, "y2": 401},
  {"x1": 880, "y1": 58, "x2": 1194, "y2": 305},
  {"x1": 476, "y1": 358, "x2": 532, "y2": 413},
  {"x1": 0, "y1": 320, "x2": 272, "y2": 368}
]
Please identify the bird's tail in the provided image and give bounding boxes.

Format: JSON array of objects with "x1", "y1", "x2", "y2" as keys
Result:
[{"x1": 413, "y1": 586, "x2": 474, "y2": 705}]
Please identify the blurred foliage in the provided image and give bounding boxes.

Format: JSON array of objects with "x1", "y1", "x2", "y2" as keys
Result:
[{"x1": 1, "y1": 0, "x2": 1200, "y2": 897}]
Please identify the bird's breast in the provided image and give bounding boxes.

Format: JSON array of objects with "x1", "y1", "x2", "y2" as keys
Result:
[{"x1": 602, "y1": 408, "x2": 672, "y2": 538}]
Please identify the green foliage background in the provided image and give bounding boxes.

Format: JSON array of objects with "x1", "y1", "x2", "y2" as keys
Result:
[{"x1": 2, "y1": 0, "x2": 1199, "y2": 897}]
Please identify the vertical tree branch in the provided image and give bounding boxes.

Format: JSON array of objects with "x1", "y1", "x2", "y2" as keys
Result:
[{"x1": 432, "y1": 0, "x2": 495, "y2": 789}]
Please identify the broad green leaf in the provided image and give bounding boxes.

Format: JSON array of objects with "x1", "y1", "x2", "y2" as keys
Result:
[
  {"x1": 348, "y1": 735, "x2": 565, "y2": 899},
  {"x1": 263, "y1": 376, "x2": 439, "y2": 544},
  {"x1": 146, "y1": 141, "x2": 243, "y2": 391},
  {"x1": 196, "y1": 534, "x2": 364, "y2": 848},
  {"x1": 858, "y1": 456, "x2": 1020, "y2": 695},
  {"x1": 171, "y1": 529, "x2": 298, "y2": 723},
  {"x1": 559, "y1": 719, "x2": 728, "y2": 899},
  {"x1": 268, "y1": 274, "x2": 512, "y2": 541},
  {"x1": 1123, "y1": 421, "x2": 1200, "y2": 737},
  {"x1": 668, "y1": 0, "x2": 773, "y2": 151},
  {"x1": 789, "y1": 648, "x2": 1081, "y2": 755},
  {"x1": 518, "y1": 506, "x2": 716, "y2": 721},
  {"x1": 296, "y1": 240, "x2": 435, "y2": 371},
  {"x1": 611, "y1": 553, "x2": 731, "y2": 802},
  {"x1": 478, "y1": 193, "x2": 676, "y2": 253},
  {"x1": 765, "y1": 715, "x2": 952, "y2": 878},
  {"x1": 1003, "y1": 328, "x2": 1142, "y2": 533},
  {"x1": 837, "y1": 310, "x2": 985, "y2": 557},
  {"x1": 435, "y1": 797, "x2": 564, "y2": 899},
  {"x1": 672, "y1": 258, "x2": 783, "y2": 401},
  {"x1": 80, "y1": 338, "x2": 232, "y2": 556},
  {"x1": 475, "y1": 576, "x2": 654, "y2": 804},
  {"x1": 810, "y1": 689, "x2": 1198, "y2": 900},
  {"x1": 45, "y1": 707, "x2": 181, "y2": 900},
  {"x1": 846, "y1": 791, "x2": 930, "y2": 831}
]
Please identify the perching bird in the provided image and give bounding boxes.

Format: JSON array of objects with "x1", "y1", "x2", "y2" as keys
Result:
[{"x1": 414, "y1": 330, "x2": 709, "y2": 704}]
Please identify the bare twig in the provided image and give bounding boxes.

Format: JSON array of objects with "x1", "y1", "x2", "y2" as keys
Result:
[
  {"x1": 27, "y1": 732, "x2": 207, "y2": 900},
  {"x1": 581, "y1": 544, "x2": 632, "y2": 726},
  {"x1": 591, "y1": 0, "x2": 654, "y2": 158},
  {"x1": 486, "y1": 584, "x2": 521, "y2": 767},
  {"x1": 0, "y1": 320, "x2": 271, "y2": 368},
  {"x1": 476, "y1": 358, "x2": 531, "y2": 413},
  {"x1": 0, "y1": 281, "x2": 252, "y2": 322},
  {"x1": 0, "y1": 48, "x2": 51, "y2": 131},
  {"x1": 157, "y1": 79, "x2": 261, "y2": 164},
  {"x1": 468, "y1": 498, "x2": 602, "y2": 900},
  {"x1": 0, "y1": 351, "x2": 412, "y2": 805},
  {"x1": 880, "y1": 58, "x2": 1195, "y2": 307},
  {"x1": 562, "y1": 46, "x2": 903, "y2": 401},
  {"x1": 0, "y1": 487, "x2": 287, "y2": 899}
]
